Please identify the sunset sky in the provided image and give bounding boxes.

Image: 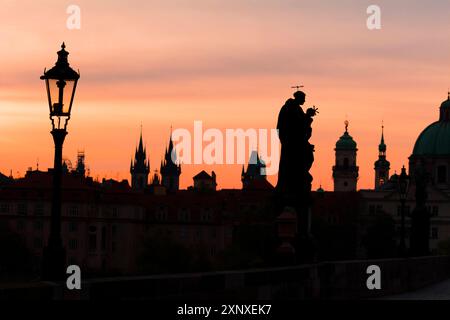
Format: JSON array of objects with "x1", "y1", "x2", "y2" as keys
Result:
[{"x1": 0, "y1": 0, "x2": 449, "y2": 190}]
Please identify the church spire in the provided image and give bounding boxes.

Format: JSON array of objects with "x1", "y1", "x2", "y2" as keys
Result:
[
  {"x1": 160, "y1": 128, "x2": 181, "y2": 193},
  {"x1": 374, "y1": 122, "x2": 390, "y2": 189},
  {"x1": 130, "y1": 126, "x2": 150, "y2": 190},
  {"x1": 378, "y1": 122, "x2": 386, "y2": 155},
  {"x1": 138, "y1": 126, "x2": 145, "y2": 155}
]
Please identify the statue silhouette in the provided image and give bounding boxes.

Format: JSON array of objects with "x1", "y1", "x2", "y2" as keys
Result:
[
  {"x1": 276, "y1": 91, "x2": 317, "y2": 202},
  {"x1": 275, "y1": 90, "x2": 318, "y2": 262}
]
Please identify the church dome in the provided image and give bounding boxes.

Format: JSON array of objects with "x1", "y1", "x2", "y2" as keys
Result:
[
  {"x1": 412, "y1": 95, "x2": 450, "y2": 156},
  {"x1": 441, "y1": 97, "x2": 450, "y2": 109},
  {"x1": 336, "y1": 121, "x2": 357, "y2": 150}
]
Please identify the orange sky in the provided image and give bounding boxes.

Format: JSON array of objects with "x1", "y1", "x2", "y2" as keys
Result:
[{"x1": 0, "y1": 0, "x2": 449, "y2": 190}]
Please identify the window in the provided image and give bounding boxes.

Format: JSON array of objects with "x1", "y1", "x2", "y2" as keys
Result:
[
  {"x1": 201, "y1": 208, "x2": 213, "y2": 222},
  {"x1": 437, "y1": 165, "x2": 447, "y2": 184},
  {"x1": 431, "y1": 227, "x2": 438, "y2": 239},
  {"x1": 369, "y1": 205, "x2": 375, "y2": 215},
  {"x1": 178, "y1": 208, "x2": 190, "y2": 222},
  {"x1": 17, "y1": 203, "x2": 27, "y2": 215},
  {"x1": 432, "y1": 206, "x2": 439, "y2": 217},
  {"x1": 397, "y1": 205, "x2": 411, "y2": 217},
  {"x1": 68, "y1": 239, "x2": 78, "y2": 250},
  {"x1": 0, "y1": 203, "x2": 10, "y2": 213},
  {"x1": 112, "y1": 207, "x2": 119, "y2": 218},
  {"x1": 68, "y1": 205, "x2": 79, "y2": 217},
  {"x1": 156, "y1": 206, "x2": 168, "y2": 221}
]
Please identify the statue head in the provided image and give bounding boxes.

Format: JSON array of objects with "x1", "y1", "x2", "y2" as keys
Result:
[{"x1": 293, "y1": 91, "x2": 306, "y2": 105}]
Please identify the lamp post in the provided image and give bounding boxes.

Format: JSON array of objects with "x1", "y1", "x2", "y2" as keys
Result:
[
  {"x1": 41, "y1": 43, "x2": 80, "y2": 280},
  {"x1": 397, "y1": 166, "x2": 410, "y2": 257}
]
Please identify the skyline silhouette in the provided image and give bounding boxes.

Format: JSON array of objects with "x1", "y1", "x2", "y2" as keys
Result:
[
  {"x1": 1, "y1": 0, "x2": 449, "y2": 191},
  {"x1": 1, "y1": 0, "x2": 450, "y2": 303}
]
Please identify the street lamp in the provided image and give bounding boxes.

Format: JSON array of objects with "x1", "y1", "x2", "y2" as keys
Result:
[
  {"x1": 397, "y1": 165, "x2": 410, "y2": 257},
  {"x1": 41, "y1": 43, "x2": 80, "y2": 280}
]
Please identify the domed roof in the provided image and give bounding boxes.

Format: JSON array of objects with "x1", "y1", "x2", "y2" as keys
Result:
[
  {"x1": 412, "y1": 121, "x2": 450, "y2": 155},
  {"x1": 336, "y1": 121, "x2": 357, "y2": 150},
  {"x1": 441, "y1": 96, "x2": 450, "y2": 109},
  {"x1": 412, "y1": 95, "x2": 450, "y2": 156},
  {"x1": 336, "y1": 132, "x2": 357, "y2": 150}
]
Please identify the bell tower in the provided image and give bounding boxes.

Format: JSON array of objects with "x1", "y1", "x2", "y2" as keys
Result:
[
  {"x1": 374, "y1": 124, "x2": 390, "y2": 189},
  {"x1": 333, "y1": 121, "x2": 359, "y2": 191}
]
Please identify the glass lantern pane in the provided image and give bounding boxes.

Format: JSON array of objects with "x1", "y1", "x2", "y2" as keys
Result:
[
  {"x1": 48, "y1": 79, "x2": 75, "y2": 115},
  {"x1": 48, "y1": 79, "x2": 60, "y2": 114},
  {"x1": 62, "y1": 80, "x2": 75, "y2": 114}
]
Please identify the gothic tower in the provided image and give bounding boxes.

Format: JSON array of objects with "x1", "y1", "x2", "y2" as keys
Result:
[
  {"x1": 374, "y1": 124, "x2": 390, "y2": 189},
  {"x1": 333, "y1": 120, "x2": 359, "y2": 191},
  {"x1": 241, "y1": 150, "x2": 266, "y2": 189},
  {"x1": 130, "y1": 130, "x2": 150, "y2": 190},
  {"x1": 160, "y1": 132, "x2": 181, "y2": 193}
]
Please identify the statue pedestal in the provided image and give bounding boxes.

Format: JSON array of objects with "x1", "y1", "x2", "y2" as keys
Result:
[
  {"x1": 276, "y1": 242, "x2": 296, "y2": 265},
  {"x1": 276, "y1": 206, "x2": 297, "y2": 265},
  {"x1": 276, "y1": 205, "x2": 316, "y2": 265}
]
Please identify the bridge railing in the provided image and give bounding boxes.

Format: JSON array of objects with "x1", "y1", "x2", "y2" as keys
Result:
[{"x1": 1, "y1": 255, "x2": 450, "y2": 299}]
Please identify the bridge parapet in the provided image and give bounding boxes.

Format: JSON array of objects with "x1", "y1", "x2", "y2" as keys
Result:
[{"x1": 1, "y1": 255, "x2": 450, "y2": 299}]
